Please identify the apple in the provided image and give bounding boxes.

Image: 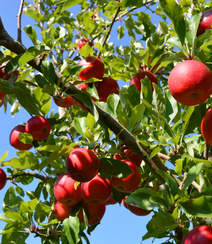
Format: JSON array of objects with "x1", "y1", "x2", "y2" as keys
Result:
[
  {"x1": 0, "y1": 61, "x2": 19, "y2": 81},
  {"x1": 130, "y1": 71, "x2": 158, "y2": 92},
  {"x1": 110, "y1": 159, "x2": 141, "y2": 193},
  {"x1": 81, "y1": 174, "x2": 112, "y2": 204},
  {"x1": 77, "y1": 38, "x2": 94, "y2": 51},
  {"x1": 53, "y1": 201, "x2": 72, "y2": 222},
  {"x1": 66, "y1": 147, "x2": 100, "y2": 182},
  {"x1": 25, "y1": 115, "x2": 51, "y2": 141},
  {"x1": 95, "y1": 77, "x2": 119, "y2": 102},
  {"x1": 122, "y1": 148, "x2": 142, "y2": 167},
  {"x1": 54, "y1": 173, "x2": 82, "y2": 206},
  {"x1": 197, "y1": 10, "x2": 212, "y2": 36},
  {"x1": 113, "y1": 154, "x2": 122, "y2": 160},
  {"x1": 200, "y1": 108, "x2": 212, "y2": 146},
  {"x1": 9, "y1": 125, "x2": 33, "y2": 150},
  {"x1": 122, "y1": 196, "x2": 152, "y2": 216},
  {"x1": 105, "y1": 195, "x2": 117, "y2": 205},
  {"x1": 78, "y1": 57, "x2": 105, "y2": 81},
  {"x1": 0, "y1": 168, "x2": 7, "y2": 190},
  {"x1": 53, "y1": 96, "x2": 75, "y2": 108},
  {"x1": 78, "y1": 203, "x2": 106, "y2": 225},
  {"x1": 0, "y1": 91, "x2": 6, "y2": 100},
  {"x1": 168, "y1": 60, "x2": 212, "y2": 106},
  {"x1": 182, "y1": 225, "x2": 212, "y2": 244}
]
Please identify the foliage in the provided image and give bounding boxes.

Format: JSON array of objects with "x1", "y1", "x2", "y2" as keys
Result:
[{"x1": 1, "y1": 0, "x2": 212, "y2": 243}]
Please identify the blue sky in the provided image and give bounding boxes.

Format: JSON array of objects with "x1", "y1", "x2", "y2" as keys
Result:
[{"x1": 0, "y1": 1, "x2": 168, "y2": 243}]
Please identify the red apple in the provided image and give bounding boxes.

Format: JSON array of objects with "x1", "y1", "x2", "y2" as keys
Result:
[
  {"x1": 122, "y1": 196, "x2": 152, "y2": 216},
  {"x1": 110, "y1": 160, "x2": 141, "y2": 193},
  {"x1": 54, "y1": 173, "x2": 82, "y2": 206},
  {"x1": 78, "y1": 203, "x2": 106, "y2": 225},
  {"x1": 200, "y1": 108, "x2": 212, "y2": 145},
  {"x1": 53, "y1": 201, "x2": 72, "y2": 222},
  {"x1": 25, "y1": 116, "x2": 51, "y2": 141},
  {"x1": 9, "y1": 125, "x2": 33, "y2": 150},
  {"x1": 168, "y1": 60, "x2": 212, "y2": 106},
  {"x1": 130, "y1": 71, "x2": 158, "y2": 92},
  {"x1": 95, "y1": 77, "x2": 119, "y2": 102},
  {"x1": 0, "y1": 91, "x2": 6, "y2": 100},
  {"x1": 81, "y1": 174, "x2": 112, "y2": 204},
  {"x1": 66, "y1": 147, "x2": 100, "y2": 182},
  {"x1": 0, "y1": 61, "x2": 19, "y2": 81},
  {"x1": 105, "y1": 195, "x2": 117, "y2": 205},
  {"x1": 0, "y1": 168, "x2": 7, "y2": 190},
  {"x1": 122, "y1": 149, "x2": 142, "y2": 167},
  {"x1": 197, "y1": 10, "x2": 212, "y2": 36},
  {"x1": 113, "y1": 154, "x2": 122, "y2": 160},
  {"x1": 53, "y1": 96, "x2": 75, "y2": 108},
  {"x1": 78, "y1": 57, "x2": 105, "y2": 81},
  {"x1": 77, "y1": 38, "x2": 94, "y2": 51},
  {"x1": 182, "y1": 225, "x2": 212, "y2": 244}
]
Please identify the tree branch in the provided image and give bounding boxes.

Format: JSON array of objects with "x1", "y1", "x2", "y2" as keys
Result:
[
  {"x1": 7, "y1": 171, "x2": 48, "y2": 181},
  {"x1": 17, "y1": 0, "x2": 24, "y2": 43}
]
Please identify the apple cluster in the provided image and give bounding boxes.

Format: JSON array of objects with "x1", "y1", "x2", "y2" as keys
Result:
[
  {"x1": 9, "y1": 115, "x2": 51, "y2": 150},
  {"x1": 53, "y1": 38, "x2": 120, "y2": 108},
  {"x1": 53, "y1": 147, "x2": 151, "y2": 225}
]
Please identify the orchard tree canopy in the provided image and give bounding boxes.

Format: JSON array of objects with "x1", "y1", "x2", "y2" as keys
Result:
[{"x1": 1, "y1": 0, "x2": 212, "y2": 243}]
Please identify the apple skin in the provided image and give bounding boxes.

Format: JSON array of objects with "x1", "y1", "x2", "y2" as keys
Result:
[
  {"x1": 9, "y1": 125, "x2": 33, "y2": 150},
  {"x1": 110, "y1": 159, "x2": 141, "y2": 193},
  {"x1": 78, "y1": 57, "x2": 105, "y2": 81},
  {"x1": 53, "y1": 201, "x2": 72, "y2": 222},
  {"x1": 182, "y1": 225, "x2": 212, "y2": 244},
  {"x1": 95, "y1": 77, "x2": 119, "y2": 102},
  {"x1": 168, "y1": 60, "x2": 212, "y2": 106},
  {"x1": 0, "y1": 91, "x2": 6, "y2": 100},
  {"x1": 130, "y1": 71, "x2": 158, "y2": 92},
  {"x1": 0, "y1": 61, "x2": 19, "y2": 81},
  {"x1": 122, "y1": 196, "x2": 151, "y2": 216},
  {"x1": 197, "y1": 10, "x2": 212, "y2": 36},
  {"x1": 66, "y1": 147, "x2": 100, "y2": 182},
  {"x1": 122, "y1": 149, "x2": 142, "y2": 167},
  {"x1": 78, "y1": 203, "x2": 106, "y2": 225},
  {"x1": 53, "y1": 96, "x2": 75, "y2": 108},
  {"x1": 54, "y1": 173, "x2": 82, "y2": 206},
  {"x1": 0, "y1": 168, "x2": 7, "y2": 190},
  {"x1": 77, "y1": 38, "x2": 94, "y2": 51},
  {"x1": 81, "y1": 174, "x2": 112, "y2": 204},
  {"x1": 25, "y1": 116, "x2": 51, "y2": 141},
  {"x1": 105, "y1": 195, "x2": 117, "y2": 205},
  {"x1": 200, "y1": 108, "x2": 212, "y2": 146}
]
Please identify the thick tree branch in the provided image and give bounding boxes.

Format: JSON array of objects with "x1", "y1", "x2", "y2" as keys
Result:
[
  {"x1": 7, "y1": 171, "x2": 48, "y2": 181},
  {"x1": 17, "y1": 0, "x2": 25, "y2": 43}
]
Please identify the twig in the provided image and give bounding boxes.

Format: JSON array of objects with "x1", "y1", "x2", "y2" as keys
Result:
[
  {"x1": 38, "y1": 0, "x2": 44, "y2": 28},
  {"x1": 7, "y1": 171, "x2": 48, "y2": 181},
  {"x1": 17, "y1": 0, "x2": 25, "y2": 43}
]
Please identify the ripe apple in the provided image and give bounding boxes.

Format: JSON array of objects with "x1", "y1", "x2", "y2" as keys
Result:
[
  {"x1": 0, "y1": 168, "x2": 7, "y2": 190},
  {"x1": 110, "y1": 159, "x2": 141, "y2": 193},
  {"x1": 78, "y1": 203, "x2": 106, "y2": 225},
  {"x1": 169, "y1": 60, "x2": 212, "y2": 106},
  {"x1": 54, "y1": 173, "x2": 82, "y2": 206},
  {"x1": 78, "y1": 57, "x2": 105, "y2": 81},
  {"x1": 81, "y1": 174, "x2": 112, "y2": 204},
  {"x1": 200, "y1": 108, "x2": 212, "y2": 146},
  {"x1": 0, "y1": 91, "x2": 6, "y2": 100},
  {"x1": 182, "y1": 225, "x2": 212, "y2": 244},
  {"x1": 66, "y1": 147, "x2": 100, "y2": 182},
  {"x1": 113, "y1": 154, "x2": 122, "y2": 160},
  {"x1": 25, "y1": 115, "x2": 51, "y2": 141},
  {"x1": 122, "y1": 196, "x2": 152, "y2": 216},
  {"x1": 77, "y1": 38, "x2": 94, "y2": 51},
  {"x1": 130, "y1": 71, "x2": 158, "y2": 92},
  {"x1": 105, "y1": 195, "x2": 117, "y2": 205},
  {"x1": 53, "y1": 201, "x2": 72, "y2": 222},
  {"x1": 0, "y1": 61, "x2": 19, "y2": 81},
  {"x1": 9, "y1": 125, "x2": 33, "y2": 150},
  {"x1": 197, "y1": 10, "x2": 212, "y2": 36},
  {"x1": 122, "y1": 148, "x2": 142, "y2": 167},
  {"x1": 94, "y1": 77, "x2": 119, "y2": 102},
  {"x1": 53, "y1": 96, "x2": 75, "y2": 108}
]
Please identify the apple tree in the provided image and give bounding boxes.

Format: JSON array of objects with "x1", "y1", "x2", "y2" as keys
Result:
[{"x1": 1, "y1": 0, "x2": 212, "y2": 243}]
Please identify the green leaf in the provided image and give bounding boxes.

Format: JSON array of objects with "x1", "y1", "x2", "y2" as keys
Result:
[
  {"x1": 25, "y1": 9, "x2": 45, "y2": 22},
  {"x1": 19, "y1": 132, "x2": 33, "y2": 145},
  {"x1": 23, "y1": 25, "x2": 37, "y2": 45},
  {"x1": 0, "y1": 151, "x2": 9, "y2": 163},
  {"x1": 159, "y1": 0, "x2": 185, "y2": 45},
  {"x1": 73, "y1": 117, "x2": 87, "y2": 138},
  {"x1": 149, "y1": 147, "x2": 162, "y2": 160},
  {"x1": 98, "y1": 158, "x2": 133, "y2": 179},
  {"x1": 130, "y1": 104, "x2": 145, "y2": 130},
  {"x1": 180, "y1": 163, "x2": 205, "y2": 193},
  {"x1": 153, "y1": 83, "x2": 166, "y2": 118},
  {"x1": 117, "y1": 26, "x2": 125, "y2": 40},
  {"x1": 18, "y1": 46, "x2": 50, "y2": 66},
  {"x1": 165, "y1": 89, "x2": 180, "y2": 123},
  {"x1": 2, "y1": 157, "x2": 38, "y2": 170},
  {"x1": 179, "y1": 196, "x2": 212, "y2": 218},
  {"x1": 141, "y1": 77, "x2": 153, "y2": 104},
  {"x1": 41, "y1": 61, "x2": 56, "y2": 85},
  {"x1": 60, "y1": 0, "x2": 83, "y2": 12},
  {"x1": 86, "y1": 113, "x2": 95, "y2": 132},
  {"x1": 63, "y1": 216, "x2": 80, "y2": 244},
  {"x1": 0, "y1": 213, "x2": 17, "y2": 223},
  {"x1": 117, "y1": 111, "x2": 130, "y2": 129},
  {"x1": 175, "y1": 158, "x2": 183, "y2": 176}
]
